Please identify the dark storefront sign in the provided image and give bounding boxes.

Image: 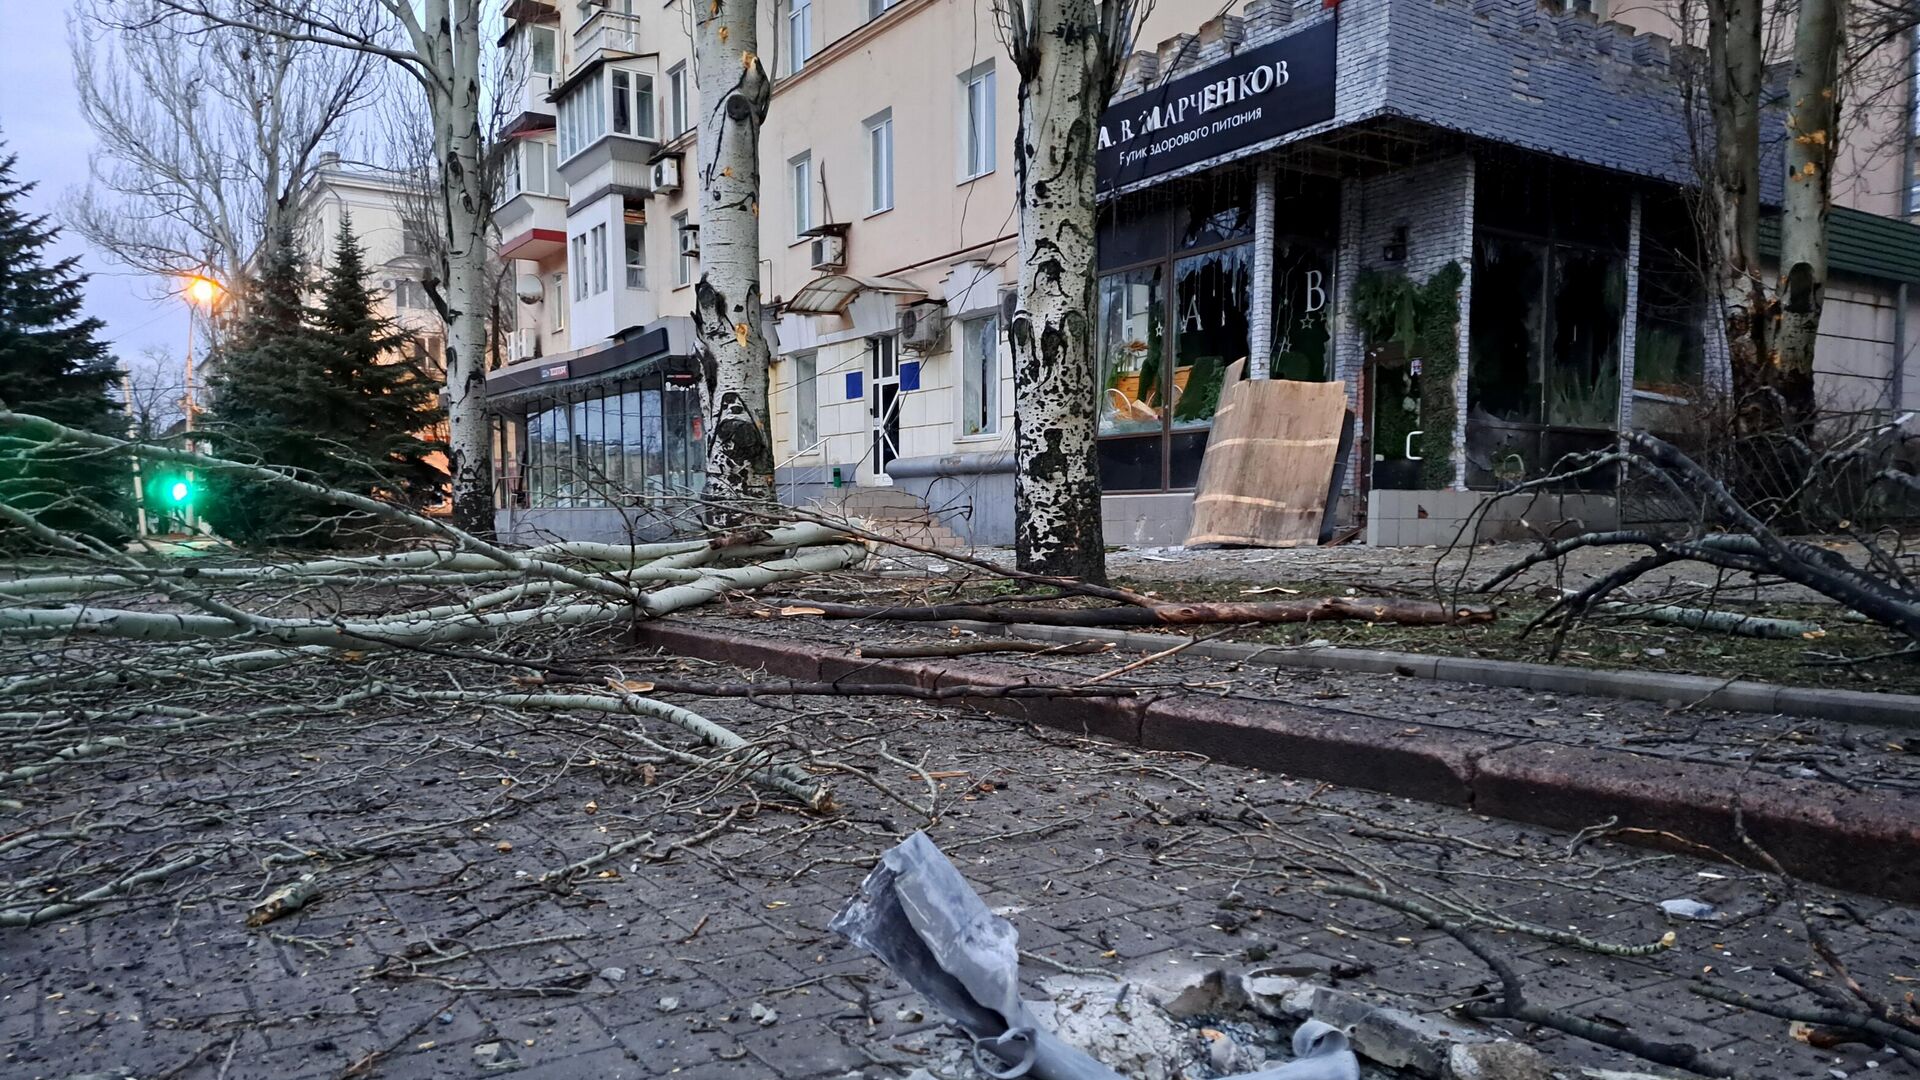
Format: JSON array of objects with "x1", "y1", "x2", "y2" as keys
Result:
[{"x1": 1096, "y1": 19, "x2": 1336, "y2": 193}]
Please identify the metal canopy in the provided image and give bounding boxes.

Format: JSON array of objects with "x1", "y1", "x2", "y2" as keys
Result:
[{"x1": 784, "y1": 274, "x2": 926, "y2": 315}]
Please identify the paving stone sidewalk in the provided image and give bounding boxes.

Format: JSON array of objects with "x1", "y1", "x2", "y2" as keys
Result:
[{"x1": 3, "y1": 647, "x2": 1915, "y2": 1080}]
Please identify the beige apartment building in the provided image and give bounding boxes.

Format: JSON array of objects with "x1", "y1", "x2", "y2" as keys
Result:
[
  {"x1": 294, "y1": 157, "x2": 451, "y2": 369},
  {"x1": 486, "y1": 0, "x2": 1920, "y2": 547}
]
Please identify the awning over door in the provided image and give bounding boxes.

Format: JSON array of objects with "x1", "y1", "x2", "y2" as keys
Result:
[{"x1": 783, "y1": 274, "x2": 926, "y2": 315}]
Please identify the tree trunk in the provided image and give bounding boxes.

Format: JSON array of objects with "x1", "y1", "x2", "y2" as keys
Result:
[
  {"x1": 1007, "y1": 0, "x2": 1110, "y2": 582},
  {"x1": 693, "y1": 0, "x2": 777, "y2": 527},
  {"x1": 434, "y1": 0, "x2": 495, "y2": 538},
  {"x1": 1706, "y1": 0, "x2": 1771, "y2": 420},
  {"x1": 1776, "y1": 0, "x2": 1847, "y2": 427}
]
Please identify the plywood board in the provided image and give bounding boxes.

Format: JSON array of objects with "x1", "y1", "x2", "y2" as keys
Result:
[{"x1": 1185, "y1": 368, "x2": 1349, "y2": 548}]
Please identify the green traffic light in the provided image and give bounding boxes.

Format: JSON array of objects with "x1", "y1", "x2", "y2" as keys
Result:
[{"x1": 170, "y1": 481, "x2": 190, "y2": 503}]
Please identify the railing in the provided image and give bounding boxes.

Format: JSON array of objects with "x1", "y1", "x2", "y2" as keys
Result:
[
  {"x1": 779, "y1": 436, "x2": 829, "y2": 507},
  {"x1": 574, "y1": 10, "x2": 642, "y2": 60}
]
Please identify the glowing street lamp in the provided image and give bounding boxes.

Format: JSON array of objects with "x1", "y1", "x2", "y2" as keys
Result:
[
  {"x1": 178, "y1": 272, "x2": 225, "y2": 538},
  {"x1": 186, "y1": 275, "x2": 220, "y2": 307}
]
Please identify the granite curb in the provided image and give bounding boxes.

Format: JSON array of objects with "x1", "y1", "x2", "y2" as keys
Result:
[{"x1": 632, "y1": 619, "x2": 1920, "y2": 902}]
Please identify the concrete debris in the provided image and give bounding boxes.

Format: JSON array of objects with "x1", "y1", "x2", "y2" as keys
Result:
[
  {"x1": 1446, "y1": 1041, "x2": 1553, "y2": 1080},
  {"x1": 1025, "y1": 975, "x2": 1197, "y2": 1080},
  {"x1": 1241, "y1": 969, "x2": 1545, "y2": 1080}
]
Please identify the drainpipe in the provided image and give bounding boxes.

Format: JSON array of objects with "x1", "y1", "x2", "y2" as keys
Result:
[
  {"x1": 1896, "y1": 27, "x2": 1916, "y2": 414},
  {"x1": 1248, "y1": 163, "x2": 1278, "y2": 379}
]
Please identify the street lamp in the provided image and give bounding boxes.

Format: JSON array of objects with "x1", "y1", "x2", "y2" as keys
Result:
[{"x1": 178, "y1": 273, "x2": 225, "y2": 537}]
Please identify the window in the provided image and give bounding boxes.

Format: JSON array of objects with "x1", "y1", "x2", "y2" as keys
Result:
[
  {"x1": 868, "y1": 0, "x2": 897, "y2": 19},
  {"x1": 791, "y1": 152, "x2": 813, "y2": 238},
  {"x1": 961, "y1": 64, "x2": 996, "y2": 180},
  {"x1": 667, "y1": 63, "x2": 689, "y2": 136},
  {"x1": 558, "y1": 69, "x2": 606, "y2": 160},
  {"x1": 571, "y1": 234, "x2": 589, "y2": 301},
  {"x1": 794, "y1": 351, "x2": 818, "y2": 449},
  {"x1": 402, "y1": 231, "x2": 426, "y2": 257},
  {"x1": 624, "y1": 219, "x2": 646, "y2": 289},
  {"x1": 529, "y1": 25, "x2": 557, "y2": 76},
  {"x1": 960, "y1": 313, "x2": 999, "y2": 436},
  {"x1": 866, "y1": 110, "x2": 893, "y2": 214},
  {"x1": 611, "y1": 69, "x2": 654, "y2": 139},
  {"x1": 394, "y1": 278, "x2": 431, "y2": 310},
  {"x1": 673, "y1": 210, "x2": 694, "y2": 286},
  {"x1": 552, "y1": 272, "x2": 567, "y2": 330},
  {"x1": 591, "y1": 223, "x2": 609, "y2": 294},
  {"x1": 788, "y1": 0, "x2": 812, "y2": 72}
]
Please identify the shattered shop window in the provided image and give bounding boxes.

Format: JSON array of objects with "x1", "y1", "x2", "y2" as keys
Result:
[
  {"x1": 1171, "y1": 243, "x2": 1251, "y2": 430},
  {"x1": 1468, "y1": 234, "x2": 1548, "y2": 426},
  {"x1": 1545, "y1": 247, "x2": 1624, "y2": 430},
  {"x1": 1634, "y1": 245, "x2": 1708, "y2": 399}
]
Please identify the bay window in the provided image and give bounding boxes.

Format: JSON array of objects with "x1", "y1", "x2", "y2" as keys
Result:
[{"x1": 557, "y1": 66, "x2": 656, "y2": 161}]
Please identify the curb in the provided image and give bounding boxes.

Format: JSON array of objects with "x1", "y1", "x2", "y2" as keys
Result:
[
  {"x1": 942, "y1": 621, "x2": 1920, "y2": 730},
  {"x1": 632, "y1": 620, "x2": 1920, "y2": 903}
]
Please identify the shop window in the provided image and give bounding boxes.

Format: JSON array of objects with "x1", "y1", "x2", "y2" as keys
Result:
[
  {"x1": 1176, "y1": 174, "x2": 1253, "y2": 250},
  {"x1": 641, "y1": 388, "x2": 666, "y2": 495},
  {"x1": 1096, "y1": 267, "x2": 1165, "y2": 438},
  {"x1": 1546, "y1": 248, "x2": 1624, "y2": 428},
  {"x1": 1271, "y1": 240, "x2": 1333, "y2": 381},
  {"x1": 1098, "y1": 199, "x2": 1169, "y2": 270},
  {"x1": 1170, "y1": 244, "x2": 1250, "y2": 431},
  {"x1": 620, "y1": 391, "x2": 646, "y2": 495},
  {"x1": 1469, "y1": 235, "x2": 1548, "y2": 425}
]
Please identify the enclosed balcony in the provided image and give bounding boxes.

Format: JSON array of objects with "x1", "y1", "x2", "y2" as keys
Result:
[
  {"x1": 496, "y1": 138, "x2": 566, "y2": 260},
  {"x1": 572, "y1": 9, "x2": 643, "y2": 71},
  {"x1": 498, "y1": 17, "x2": 559, "y2": 137},
  {"x1": 552, "y1": 61, "x2": 659, "y2": 190}
]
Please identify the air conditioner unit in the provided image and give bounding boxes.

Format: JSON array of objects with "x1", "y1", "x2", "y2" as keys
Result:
[
  {"x1": 678, "y1": 224, "x2": 700, "y2": 257},
  {"x1": 512, "y1": 327, "x2": 541, "y2": 361},
  {"x1": 901, "y1": 302, "x2": 948, "y2": 352},
  {"x1": 810, "y1": 233, "x2": 845, "y2": 271},
  {"x1": 651, "y1": 157, "x2": 681, "y2": 194}
]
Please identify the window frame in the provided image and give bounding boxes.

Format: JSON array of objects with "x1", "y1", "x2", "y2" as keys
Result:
[
  {"x1": 529, "y1": 25, "x2": 557, "y2": 76},
  {"x1": 865, "y1": 109, "x2": 894, "y2": 216},
  {"x1": 793, "y1": 350, "x2": 819, "y2": 450},
  {"x1": 788, "y1": 0, "x2": 812, "y2": 73},
  {"x1": 591, "y1": 223, "x2": 609, "y2": 295},
  {"x1": 552, "y1": 271, "x2": 568, "y2": 331},
  {"x1": 868, "y1": 0, "x2": 897, "y2": 20},
  {"x1": 672, "y1": 210, "x2": 694, "y2": 287},
  {"x1": 960, "y1": 63, "x2": 997, "y2": 181},
  {"x1": 790, "y1": 151, "x2": 813, "y2": 239},
  {"x1": 667, "y1": 62, "x2": 689, "y2": 136},
  {"x1": 624, "y1": 219, "x2": 646, "y2": 290},
  {"x1": 571, "y1": 234, "x2": 590, "y2": 301},
  {"x1": 957, "y1": 311, "x2": 1001, "y2": 438}
]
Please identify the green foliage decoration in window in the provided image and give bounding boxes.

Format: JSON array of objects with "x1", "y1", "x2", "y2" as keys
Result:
[{"x1": 1350, "y1": 262, "x2": 1465, "y2": 489}]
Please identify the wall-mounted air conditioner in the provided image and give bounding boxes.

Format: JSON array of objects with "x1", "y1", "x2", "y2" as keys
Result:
[
  {"x1": 810, "y1": 233, "x2": 845, "y2": 272},
  {"x1": 512, "y1": 327, "x2": 541, "y2": 361},
  {"x1": 678, "y1": 223, "x2": 700, "y2": 257},
  {"x1": 651, "y1": 157, "x2": 681, "y2": 195},
  {"x1": 901, "y1": 302, "x2": 948, "y2": 352}
]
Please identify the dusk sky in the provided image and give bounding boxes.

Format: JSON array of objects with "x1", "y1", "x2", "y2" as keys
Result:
[{"x1": 1, "y1": 1, "x2": 183, "y2": 374}]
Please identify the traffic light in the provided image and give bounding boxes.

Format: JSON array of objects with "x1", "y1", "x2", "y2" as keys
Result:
[{"x1": 149, "y1": 473, "x2": 195, "y2": 508}]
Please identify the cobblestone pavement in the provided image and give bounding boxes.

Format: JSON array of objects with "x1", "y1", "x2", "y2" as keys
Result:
[{"x1": 4, "y1": 641, "x2": 1917, "y2": 1080}]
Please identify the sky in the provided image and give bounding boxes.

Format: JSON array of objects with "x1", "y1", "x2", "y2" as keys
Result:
[{"x1": 1, "y1": 1, "x2": 183, "y2": 374}]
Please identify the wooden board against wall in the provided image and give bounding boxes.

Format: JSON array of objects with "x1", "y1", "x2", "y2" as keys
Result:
[{"x1": 1186, "y1": 363, "x2": 1350, "y2": 548}]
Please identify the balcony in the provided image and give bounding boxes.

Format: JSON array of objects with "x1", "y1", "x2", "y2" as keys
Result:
[
  {"x1": 502, "y1": 71, "x2": 556, "y2": 136},
  {"x1": 573, "y1": 10, "x2": 642, "y2": 69}
]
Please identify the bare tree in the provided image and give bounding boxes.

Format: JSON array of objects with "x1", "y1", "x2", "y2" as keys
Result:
[
  {"x1": 692, "y1": 0, "x2": 777, "y2": 523},
  {"x1": 67, "y1": 0, "x2": 377, "y2": 297},
  {"x1": 1777, "y1": 0, "x2": 1851, "y2": 424},
  {"x1": 155, "y1": 0, "x2": 499, "y2": 537},
  {"x1": 1704, "y1": 0, "x2": 1772, "y2": 419},
  {"x1": 119, "y1": 346, "x2": 187, "y2": 441},
  {"x1": 994, "y1": 0, "x2": 1148, "y2": 582}
]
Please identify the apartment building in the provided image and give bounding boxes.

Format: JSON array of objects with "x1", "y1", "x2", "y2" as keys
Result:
[
  {"x1": 486, "y1": 0, "x2": 1920, "y2": 547},
  {"x1": 294, "y1": 157, "x2": 449, "y2": 370}
]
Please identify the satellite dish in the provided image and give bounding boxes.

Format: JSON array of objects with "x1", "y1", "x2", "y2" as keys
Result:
[{"x1": 516, "y1": 274, "x2": 544, "y2": 303}]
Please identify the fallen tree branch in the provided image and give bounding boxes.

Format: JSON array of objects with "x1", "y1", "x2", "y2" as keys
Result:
[{"x1": 763, "y1": 595, "x2": 1493, "y2": 628}]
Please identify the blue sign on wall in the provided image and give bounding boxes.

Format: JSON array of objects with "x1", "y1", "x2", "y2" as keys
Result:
[
  {"x1": 899, "y1": 361, "x2": 921, "y2": 392},
  {"x1": 845, "y1": 371, "x2": 864, "y2": 400}
]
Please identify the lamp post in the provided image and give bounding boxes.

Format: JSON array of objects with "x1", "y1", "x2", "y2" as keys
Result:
[{"x1": 180, "y1": 274, "x2": 223, "y2": 535}]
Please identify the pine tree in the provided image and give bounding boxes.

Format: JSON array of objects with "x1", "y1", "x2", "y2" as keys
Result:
[
  {"x1": 310, "y1": 217, "x2": 445, "y2": 509},
  {"x1": 0, "y1": 144, "x2": 131, "y2": 546},
  {"x1": 200, "y1": 216, "x2": 445, "y2": 546}
]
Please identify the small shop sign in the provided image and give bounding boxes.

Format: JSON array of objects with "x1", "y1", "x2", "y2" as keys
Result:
[{"x1": 1096, "y1": 19, "x2": 1336, "y2": 192}]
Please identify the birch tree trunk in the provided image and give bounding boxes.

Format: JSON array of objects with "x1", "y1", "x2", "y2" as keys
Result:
[
  {"x1": 1776, "y1": 0, "x2": 1848, "y2": 427},
  {"x1": 425, "y1": 0, "x2": 496, "y2": 538},
  {"x1": 1000, "y1": 0, "x2": 1132, "y2": 582},
  {"x1": 1705, "y1": 0, "x2": 1772, "y2": 422},
  {"x1": 693, "y1": 0, "x2": 777, "y2": 527}
]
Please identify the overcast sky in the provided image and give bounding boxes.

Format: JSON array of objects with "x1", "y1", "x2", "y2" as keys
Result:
[{"x1": 2, "y1": 1, "x2": 181, "y2": 372}]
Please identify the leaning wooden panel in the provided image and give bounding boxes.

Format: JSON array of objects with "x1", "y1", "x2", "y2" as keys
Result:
[{"x1": 1185, "y1": 373, "x2": 1349, "y2": 548}]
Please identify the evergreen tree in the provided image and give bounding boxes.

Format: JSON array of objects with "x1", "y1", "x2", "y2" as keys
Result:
[
  {"x1": 201, "y1": 216, "x2": 445, "y2": 546},
  {"x1": 0, "y1": 144, "x2": 131, "y2": 546},
  {"x1": 310, "y1": 217, "x2": 445, "y2": 509}
]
